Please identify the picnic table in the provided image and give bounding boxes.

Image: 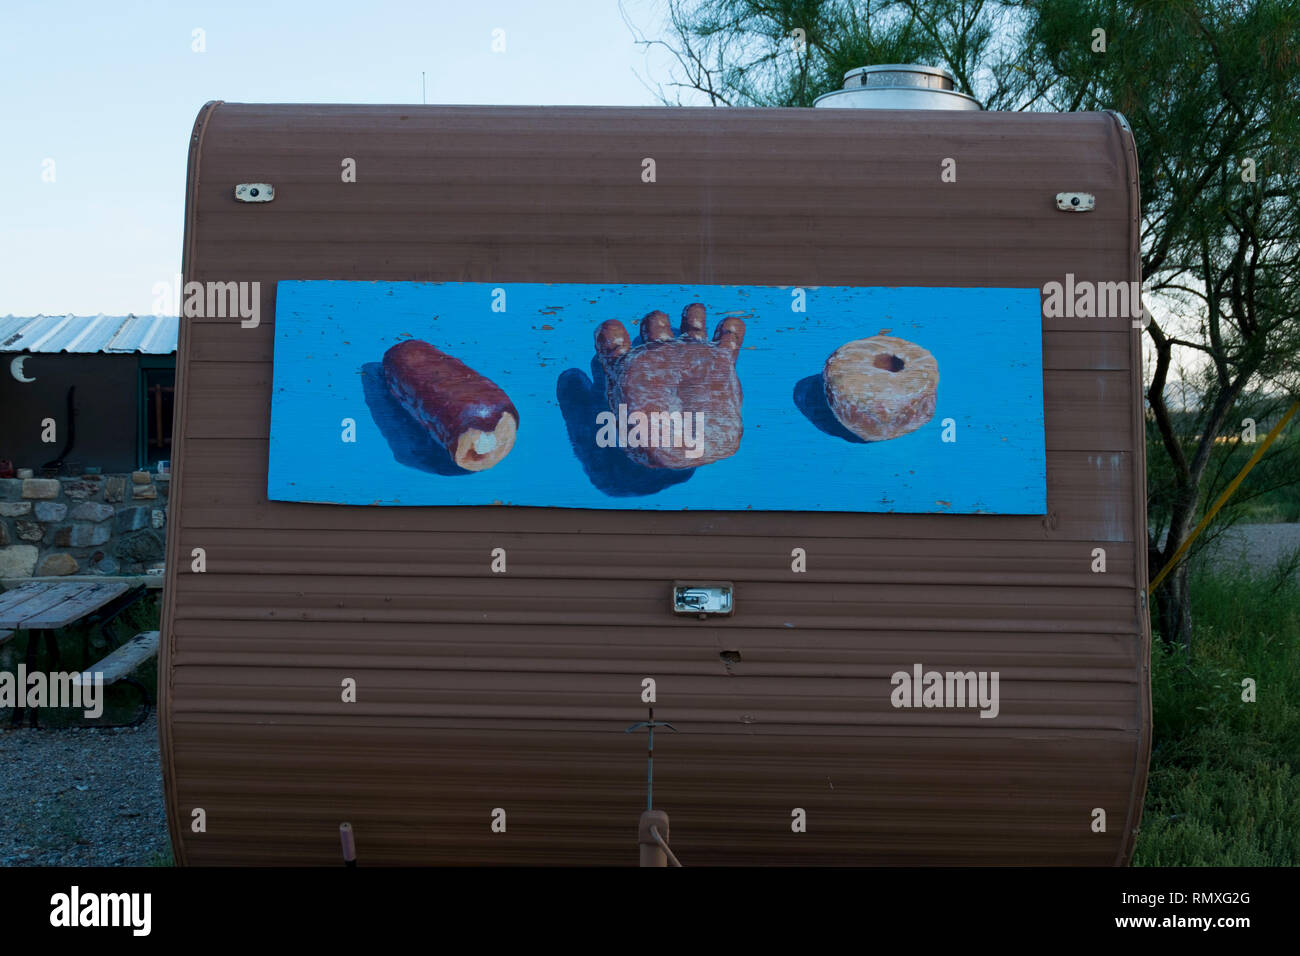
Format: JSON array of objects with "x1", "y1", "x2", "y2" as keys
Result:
[{"x1": 0, "y1": 580, "x2": 148, "y2": 727}]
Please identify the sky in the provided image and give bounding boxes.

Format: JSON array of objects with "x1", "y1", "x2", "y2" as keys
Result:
[
  {"x1": 0, "y1": 0, "x2": 674, "y2": 316},
  {"x1": 0, "y1": 0, "x2": 1183, "y2": 391}
]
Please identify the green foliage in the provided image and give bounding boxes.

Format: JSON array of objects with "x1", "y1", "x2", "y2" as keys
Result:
[
  {"x1": 1135, "y1": 567, "x2": 1300, "y2": 864},
  {"x1": 148, "y1": 846, "x2": 175, "y2": 867},
  {"x1": 1148, "y1": 426, "x2": 1300, "y2": 547},
  {"x1": 641, "y1": 0, "x2": 1024, "y2": 106},
  {"x1": 1027, "y1": 3, "x2": 1300, "y2": 647},
  {"x1": 1029, "y1": 0, "x2": 1300, "y2": 379}
]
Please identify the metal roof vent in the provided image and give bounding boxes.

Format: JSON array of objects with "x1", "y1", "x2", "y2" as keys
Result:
[{"x1": 813, "y1": 64, "x2": 982, "y2": 111}]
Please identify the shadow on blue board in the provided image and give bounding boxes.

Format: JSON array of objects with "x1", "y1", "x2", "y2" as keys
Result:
[
  {"x1": 360, "y1": 362, "x2": 471, "y2": 477},
  {"x1": 792, "y1": 373, "x2": 868, "y2": 444},
  {"x1": 556, "y1": 358, "x2": 695, "y2": 497}
]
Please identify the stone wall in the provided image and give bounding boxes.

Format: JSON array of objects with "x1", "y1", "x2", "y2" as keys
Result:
[{"x1": 0, "y1": 472, "x2": 168, "y2": 578}]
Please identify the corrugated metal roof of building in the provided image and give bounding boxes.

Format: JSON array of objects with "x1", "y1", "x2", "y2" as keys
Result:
[{"x1": 0, "y1": 314, "x2": 179, "y2": 354}]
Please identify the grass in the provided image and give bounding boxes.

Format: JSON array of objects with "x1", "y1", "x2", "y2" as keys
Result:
[
  {"x1": 1134, "y1": 566, "x2": 1300, "y2": 865},
  {"x1": 1238, "y1": 486, "x2": 1300, "y2": 524},
  {"x1": 1231, "y1": 433, "x2": 1300, "y2": 524},
  {"x1": 1148, "y1": 432, "x2": 1300, "y2": 526},
  {"x1": 148, "y1": 846, "x2": 175, "y2": 867}
]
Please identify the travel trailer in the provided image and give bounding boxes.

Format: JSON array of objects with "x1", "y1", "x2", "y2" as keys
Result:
[{"x1": 161, "y1": 65, "x2": 1150, "y2": 865}]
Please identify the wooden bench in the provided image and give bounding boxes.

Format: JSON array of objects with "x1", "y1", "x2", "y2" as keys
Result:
[
  {"x1": 74, "y1": 630, "x2": 160, "y2": 725},
  {"x1": 1, "y1": 583, "x2": 150, "y2": 727}
]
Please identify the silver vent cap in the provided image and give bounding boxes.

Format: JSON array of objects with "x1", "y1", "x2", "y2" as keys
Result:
[{"x1": 814, "y1": 64, "x2": 982, "y2": 111}]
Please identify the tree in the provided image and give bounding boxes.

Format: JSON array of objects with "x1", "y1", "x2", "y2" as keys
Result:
[
  {"x1": 631, "y1": 0, "x2": 1300, "y2": 649},
  {"x1": 1018, "y1": 0, "x2": 1300, "y2": 649}
]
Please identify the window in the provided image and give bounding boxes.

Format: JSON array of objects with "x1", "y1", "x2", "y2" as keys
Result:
[{"x1": 139, "y1": 364, "x2": 175, "y2": 468}]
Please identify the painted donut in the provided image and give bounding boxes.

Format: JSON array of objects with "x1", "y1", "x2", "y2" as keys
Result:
[{"x1": 823, "y1": 336, "x2": 938, "y2": 441}]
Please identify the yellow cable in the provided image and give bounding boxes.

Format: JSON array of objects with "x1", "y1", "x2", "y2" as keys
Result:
[{"x1": 1149, "y1": 400, "x2": 1299, "y2": 595}]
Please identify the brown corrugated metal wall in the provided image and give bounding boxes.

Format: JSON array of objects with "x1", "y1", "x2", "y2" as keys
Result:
[{"x1": 161, "y1": 103, "x2": 1150, "y2": 865}]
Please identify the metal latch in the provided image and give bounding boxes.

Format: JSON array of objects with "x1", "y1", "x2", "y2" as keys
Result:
[
  {"x1": 672, "y1": 582, "x2": 734, "y2": 617},
  {"x1": 235, "y1": 183, "x2": 275, "y2": 203},
  {"x1": 1055, "y1": 192, "x2": 1095, "y2": 212}
]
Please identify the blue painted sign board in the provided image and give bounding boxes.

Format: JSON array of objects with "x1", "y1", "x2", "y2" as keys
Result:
[{"x1": 267, "y1": 281, "x2": 1046, "y2": 513}]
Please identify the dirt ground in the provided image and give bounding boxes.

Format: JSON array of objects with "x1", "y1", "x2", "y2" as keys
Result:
[
  {"x1": 0, "y1": 714, "x2": 170, "y2": 866},
  {"x1": 1197, "y1": 522, "x2": 1300, "y2": 576}
]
